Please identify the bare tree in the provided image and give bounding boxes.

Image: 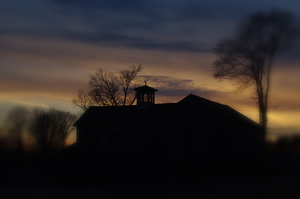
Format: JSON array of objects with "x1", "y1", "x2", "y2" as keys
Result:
[
  {"x1": 29, "y1": 108, "x2": 54, "y2": 151},
  {"x1": 5, "y1": 106, "x2": 29, "y2": 151},
  {"x1": 89, "y1": 68, "x2": 121, "y2": 106},
  {"x1": 72, "y1": 89, "x2": 95, "y2": 112},
  {"x1": 72, "y1": 65, "x2": 143, "y2": 111},
  {"x1": 212, "y1": 10, "x2": 297, "y2": 146},
  {"x1": 55, "y1": 110, "x2": 77, "y2": 148},
  {"x1": 119, "y1": 65, "x2": 143, "y2": 106},
  {"x1": 28, "y1": 108, "x2": 77, "y2": 151}
]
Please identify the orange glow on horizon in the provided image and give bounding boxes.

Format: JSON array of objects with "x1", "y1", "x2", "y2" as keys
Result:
[{"x1": 1, "y1": 38, "x2": 299, "y2": 143}]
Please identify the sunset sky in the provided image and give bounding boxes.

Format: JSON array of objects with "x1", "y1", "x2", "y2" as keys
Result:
[{"x1": 1, "y1": 0, "x2": 300, "y2": 144}]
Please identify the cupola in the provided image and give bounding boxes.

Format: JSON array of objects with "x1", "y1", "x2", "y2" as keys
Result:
[{"x1": 134, "y1": 82, "x2": 158, "y2": 109}]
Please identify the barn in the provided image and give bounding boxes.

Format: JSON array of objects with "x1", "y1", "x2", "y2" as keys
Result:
[{"x1": 74, "y1": 85, "x2": 261, "y2": 163}]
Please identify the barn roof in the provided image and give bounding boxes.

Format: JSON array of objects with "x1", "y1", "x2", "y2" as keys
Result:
[
  {"x1": 74, "y1": 94, "x2": 260, "y2": 128},
  {"x1": 133, "y1": 85, "x2": 158, "y2": 91},
  {"x1": 74, "y1": 103, "x2": 176, "y2": 127},
  {"x1": 182, "y1": 94, "x2": 260, "y2": 128}
]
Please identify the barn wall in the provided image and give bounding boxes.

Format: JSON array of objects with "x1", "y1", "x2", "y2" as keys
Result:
[
  {"x1": 77, "y1": 126, "x2": 153, "y2": 160},
  {"x1": 230, "y1": 124, "x2": 261, "y2": 152},
  {"x1": 76, "y1": 96, "x2": 261, "y2": 162}
]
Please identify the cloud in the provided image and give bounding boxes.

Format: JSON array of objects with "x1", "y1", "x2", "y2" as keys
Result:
[
  {"x1": 0, "y1": 28, "x2": 211, "y2": 53},
  {"x1": 2, "y1": 0, "x2": 299, "y2": 54},
  {"x1": 139, "y1": 75, "x2": 228, "y2": 101},
  {"x1": 0, "y1": 57, "x2": 87, "y2": 98}
]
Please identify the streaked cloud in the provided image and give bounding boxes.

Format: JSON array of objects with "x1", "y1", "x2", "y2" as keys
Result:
[{"x1": 140, "y1": 75, "x2": 227, "y2": 100}]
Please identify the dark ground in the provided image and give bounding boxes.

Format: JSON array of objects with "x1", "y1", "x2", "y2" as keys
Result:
[
  {"x1": 1, "y1": 174, "x2": 300, "y2": 198},
  {"x1": 1, "y1": 146, "x2": 300, "y2": 199}
]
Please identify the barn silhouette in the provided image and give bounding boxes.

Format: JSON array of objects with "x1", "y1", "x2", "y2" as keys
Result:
[{"x1": 74, "y1": 84, "x2": 261, "y2": 165}]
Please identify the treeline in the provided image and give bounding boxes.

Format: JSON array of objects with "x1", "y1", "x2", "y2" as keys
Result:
[
  {"x1": 267, "y1": 135, "x2": 300, "y2": 154},
  {"x1": 1, "y1": 106, "x2": 77, "y2": 152}
]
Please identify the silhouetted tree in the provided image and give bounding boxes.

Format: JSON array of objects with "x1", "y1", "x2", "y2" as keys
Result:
[
  {"x1": 5, "y1": 106, "x2": 29, "y2": 151},
  {"x1": 28, "y1": 108, "x2": 77, "y2": 151},
  {"x1": 55, "y1": 110, "x2": 77, "y2": 148},
  {"x1": 212, "y1": 10, "x2": 297, "y2": 146},
  {"x1": 72, "y1": 65, "x2": 143, "y2": 111}
]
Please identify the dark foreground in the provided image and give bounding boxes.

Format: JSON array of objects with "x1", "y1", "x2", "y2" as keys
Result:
[
  {"x1": 1, "y1": 148, "x2": 300, "y2": 199},
  {"x1": 1, "y1": 175, "x2": 300, "y2": 198}
]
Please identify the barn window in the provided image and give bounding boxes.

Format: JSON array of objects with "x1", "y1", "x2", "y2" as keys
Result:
[{"x1": 143, "y1": 94, "x2": 148, "y2": 102}]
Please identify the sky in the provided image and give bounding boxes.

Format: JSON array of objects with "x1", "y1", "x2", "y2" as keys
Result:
[{"x1": 0, "y1": 0, "x2": 300, "y2": 144}]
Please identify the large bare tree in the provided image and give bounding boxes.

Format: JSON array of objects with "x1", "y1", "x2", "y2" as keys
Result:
[
  {"x1": 5, "y1": 106, "x2": 29, "y2": 151},
  {"x1": 55, "y1": 110, "x2": 77, "y2": 148},
  {"x1": 72, "y1": 65, "x2": 143, "y2": 111},
  {"x1": 28, "y1": 108, "x2": 77, "y2": 151},
  {"x1": 212, "y1": 10, "x2": 297, "y2": 146}
]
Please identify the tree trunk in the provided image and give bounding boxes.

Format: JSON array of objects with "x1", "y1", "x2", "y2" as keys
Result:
[
  {"x1": 261, "y1": 106, "x2": 267, "y2": 149},
  {"x1": 257, "y1": 81, "x2": 266, "y2": 149}
]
